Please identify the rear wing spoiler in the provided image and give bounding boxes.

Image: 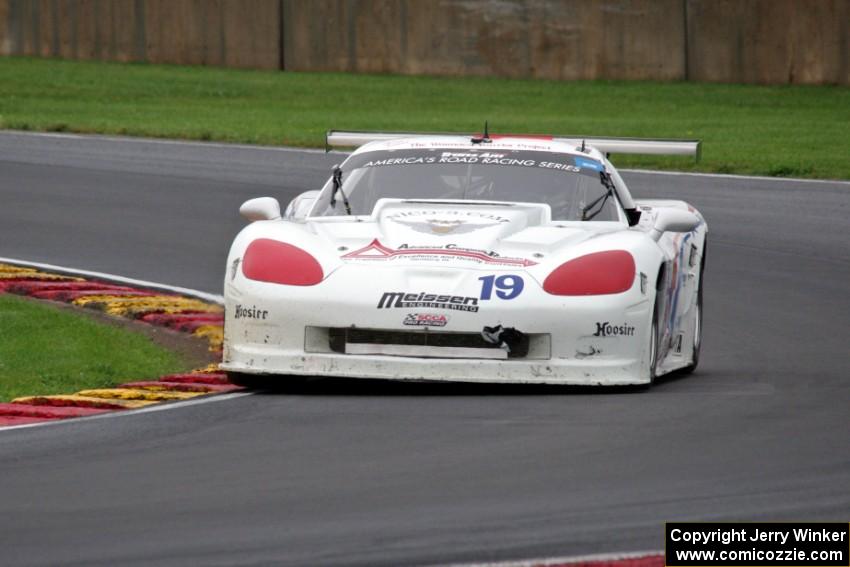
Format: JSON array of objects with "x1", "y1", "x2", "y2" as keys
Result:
[{"x1": 325, "y1": 130, "x2": 701, "y2": 161}]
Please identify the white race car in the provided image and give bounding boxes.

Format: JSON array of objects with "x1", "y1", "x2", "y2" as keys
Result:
[{"x1": 221, "y1": 130, "x2": 707, "y2": 386}]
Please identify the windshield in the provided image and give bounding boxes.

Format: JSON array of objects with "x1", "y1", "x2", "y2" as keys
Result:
[{"x1": 313, "y1": 148, "x2": 620, "y2": 221}]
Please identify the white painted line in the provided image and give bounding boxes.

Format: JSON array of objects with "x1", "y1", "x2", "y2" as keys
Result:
[
  {"x1": 0, "y1": 392, "x2": 253, "y2": 433},
  {"x1": 3, "y1": 129, "x2": 848, "y2": 186},
  {"x1": 620, "y1": 167, "x2": 850, "y2": 186},
  {"x1": 0, "y1": 256, "x2": 223, "y2": 304},
  {"x1": 438, "y1": 549, "x2": 662, "y2": 567}
]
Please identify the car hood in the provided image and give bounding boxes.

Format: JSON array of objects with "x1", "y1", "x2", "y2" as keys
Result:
[{"x1": 303, "y1": 200, "x2": 624, "y2": 270}]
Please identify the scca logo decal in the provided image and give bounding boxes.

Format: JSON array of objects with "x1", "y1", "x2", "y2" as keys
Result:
[{"x1": 403, "y1": 313, "x2": 448, "y2": 327}]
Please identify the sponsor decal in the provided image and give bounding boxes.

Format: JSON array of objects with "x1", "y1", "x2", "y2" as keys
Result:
[
  {"x1": 362, "y1": 156, "x2": 436, "y2": 167},
  {"x1": 441, "y1": 151, "x2": 506, "y2": 160},
  {"x1": 403, "y1": 313, "x2": 449, "y2": 327},
  {"x1": 378, "y1": 292, "x2": 479, "y2": 312},
  {"x1": 234, "y1": 304, "x2": 269, "y2": 320},
  {"x1": 446, "y1": 155, "x2": 532, "y2": 166},
  {"x1": 342, "y1": 239, "x2": 537, "y2": 267},
  {"x1": 574, "y1": 157, "x2": 604, "y2": 171},
  {"x1": 537, "y1": 161, "x2": 581, "y2": 172},
  {"x1": 593, "y1": 321, "x2": 635, "y2": 337},
  {"x1": 378, "y1": 274, "x2": 524, "y2": 313},
  {"x1": 345, "y1": 148, "x2": 598, "y2": 176}
]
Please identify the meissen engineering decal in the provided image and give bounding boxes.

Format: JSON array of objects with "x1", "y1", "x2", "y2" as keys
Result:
[
  {"x1": 378, "y1": 292, "x2": 479, "y2": 312},
  {"x1": 342, "y1": 239, "x2": 537, "y2": 267},
  {"x1": 378, "y1": 274, "x2": 526, "y2": 312}
]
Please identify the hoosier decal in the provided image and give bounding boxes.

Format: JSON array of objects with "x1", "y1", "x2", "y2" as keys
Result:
[
  {"x1": 234, "y1": 304, "x2": 269, "y2": 320},
  {"x1": 593, "y1": 322, "x2": 635, "y2": 337}
]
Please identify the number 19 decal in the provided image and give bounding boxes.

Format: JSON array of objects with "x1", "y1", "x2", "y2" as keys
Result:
[{"x1": 478, "y1": 275, "x2": 524, "y2": 300}]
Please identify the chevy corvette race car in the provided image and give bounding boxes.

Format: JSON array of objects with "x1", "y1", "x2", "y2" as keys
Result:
[{"x1": 221, "y1": 130, "x2": 707, "y2": 386}]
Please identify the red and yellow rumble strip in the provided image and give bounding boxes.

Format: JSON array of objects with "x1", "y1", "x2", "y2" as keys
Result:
[{"x1": 0, "y1": 262, "x2": 240, "y2": 428}]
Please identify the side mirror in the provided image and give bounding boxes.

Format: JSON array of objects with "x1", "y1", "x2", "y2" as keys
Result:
[
  {"x1": 284, "y1": 190, "x2": 320, "y2": 220},
  {"x1": 650, "y1": 209, "x2": 700, "y2": 241},
  {"x1": 240, "y1": 197, "x2": 281, "y2": 221}
]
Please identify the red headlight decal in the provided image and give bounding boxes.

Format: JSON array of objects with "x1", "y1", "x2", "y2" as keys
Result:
[
  {"x1": 543, "y1": 250, "x2": 636, "y2": 296},
  {"x1": 241, "y1": 239, "x2": 324, "y2": 286}
]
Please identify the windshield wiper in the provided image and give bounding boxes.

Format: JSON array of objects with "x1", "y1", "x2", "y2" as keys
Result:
[
  {"x1": 329, "y1": 166, "x2": 352, "y2": 215},
  {"x1": 581, "y1": 172, "x2": 615, "y2": 221}
]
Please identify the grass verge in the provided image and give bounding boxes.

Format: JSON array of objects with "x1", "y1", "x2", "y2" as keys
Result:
[
  {"x1": 0, "y1": 294, "x2": 191, "y2": 402},
  {"x1": 0, "y1": 57, "x2": 848, "y2": 179}
]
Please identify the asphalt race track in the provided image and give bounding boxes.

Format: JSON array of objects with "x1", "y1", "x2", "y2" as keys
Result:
[{"x1": 1, "y1": 131, "x2": 848, "y2": 567}]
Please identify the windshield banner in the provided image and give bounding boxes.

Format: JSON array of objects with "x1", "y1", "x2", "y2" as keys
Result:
[{"x1": 344, "y1": 149, "x2": 602, "y2": 177}]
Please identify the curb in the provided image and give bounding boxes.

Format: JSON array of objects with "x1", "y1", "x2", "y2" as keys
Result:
[{"x1": 0, "y1": 262, "x2": 240, "y2": 428}]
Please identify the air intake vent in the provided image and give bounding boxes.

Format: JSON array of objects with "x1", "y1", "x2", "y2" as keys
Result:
[{"x1": 328, "y1": 328, "x2": 531, "y2": 359}]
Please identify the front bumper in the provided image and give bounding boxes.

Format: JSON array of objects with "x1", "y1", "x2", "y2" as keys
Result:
[
  {"x1": 221, "y1": 264, "x2": 654, "y2": 385},
  {"x1": 221, "y1": 349, "x2": 648, "y2": 385}
]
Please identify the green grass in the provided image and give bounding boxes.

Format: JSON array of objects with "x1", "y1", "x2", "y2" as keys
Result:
[
  {"x1": 0, "y1": 294, "x2": 191, "y2": 402},
  {"x1": 1, "y1": 57, "x2": 849, "y2": 179}
]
